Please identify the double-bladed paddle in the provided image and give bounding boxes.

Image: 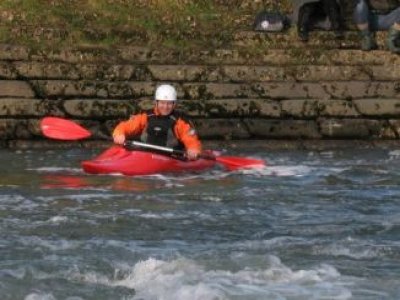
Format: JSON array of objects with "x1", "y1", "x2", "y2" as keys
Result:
[{"x1": 40, "y1": 117, "x2": 265, "y2": 170}]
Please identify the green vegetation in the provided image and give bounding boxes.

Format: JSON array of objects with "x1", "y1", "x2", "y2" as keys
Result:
[{"x1": 0, "y1": 0, "x2": 292, "y2": 50}]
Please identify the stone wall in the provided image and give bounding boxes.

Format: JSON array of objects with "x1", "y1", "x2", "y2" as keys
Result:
[{"x1": 1, "y1": 36, "x2": 400, "y2": 147}]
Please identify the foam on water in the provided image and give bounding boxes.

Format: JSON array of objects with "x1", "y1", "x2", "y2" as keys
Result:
[
  {"x1": 7, "y1": 215, "x2": 73, "y2": 230},
  {"x1": 1, "y1": 267, "x2": 26, "y2": 279},
  {"x1": 0, "y1": 194, "x2": 39, "y2": 211},
  {"x1": 312, "y1": 237, "x2": 395, "y2": 259},
  {"x1": 20, "y1": 236, "x2": 83, "y2": 252},
  {"x1": 232, "y1": 237, "x2": 310, "y2": 252},
  {"x1": 149, "y1": 170, "x2": 232, "y2": 182},
  {"x1": 48, "y1": 216, "x2": 69, "y2": 224},
  {"x1": 0, "y1": 184, "x2": 19, "y2": 188},
  {"x1": 27, "y1": 167, "x2": 82, "y2": 174},
  {"x1": 239, "y1": 164, "x2": 348, "y2": 178},
  {"x1": 72, "y1": 256, "x2": 352, "y2": 300},
  {"x1": 388, "y1": 150, "x2": 400, "y2": 157},
  {"x1": 36, "y1": 193, "x2": 118, "y2": 202},
  {"x1": 24, "y1": 292, "x2": 56, "y2": 300}
]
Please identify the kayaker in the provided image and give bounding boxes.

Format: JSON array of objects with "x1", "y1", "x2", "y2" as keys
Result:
[{"x1": 112, "y1": 84, "x2": 202, "y2": 160}]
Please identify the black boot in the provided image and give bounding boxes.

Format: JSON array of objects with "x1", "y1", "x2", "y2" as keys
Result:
[
  {"x1": 360, "y1": 30, "x2": 378, "y2": 51},
  {"x1": 322, "y1": 0, "x2": 344, "y2": 39},
  {"x1": 387, "y1": 26, "x2": 400, "y2": 54},
  {"x1": 298, "y1": 26, "x2": 309, "y2": 42},
  {"x1": 297, "y1": 4, "x2": 314, "y2": 42}
]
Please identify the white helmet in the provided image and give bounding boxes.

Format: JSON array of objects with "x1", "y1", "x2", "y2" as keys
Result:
[{"x1": 155, "y1": 84, "x2": 177, "y2": 102}]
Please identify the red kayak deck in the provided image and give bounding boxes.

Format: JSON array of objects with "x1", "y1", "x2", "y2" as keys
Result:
[{"x1": 82, "y1": 146, "x2": 216, "y2": 176}]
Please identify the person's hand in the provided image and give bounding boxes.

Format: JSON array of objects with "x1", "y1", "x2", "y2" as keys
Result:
[
  {"x1": 186, "y1": 149, "x2": 200, "y2": 160},
  {"x1": 113, "y1": 134, "x2": 126, "y2": 145}
]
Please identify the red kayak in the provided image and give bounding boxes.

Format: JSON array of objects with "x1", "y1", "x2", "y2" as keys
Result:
[
  {"x1": 40, "y1": 117, "x2": 265, "y2": 176},
  {"x1": 82, "y1": 146, "x2": 217, "y2": 176}
]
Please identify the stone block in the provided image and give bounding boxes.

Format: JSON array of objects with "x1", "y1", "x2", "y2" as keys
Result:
[
  {"x1": 14, "y1": 62, "x2": 80, "y2": 79},
  {"x1": 33, "y1": 80, "x2": 136, "y2": 99},
  {"x1": 223, "y1": 65, "x2": 372, "y2": 82},
  {"x1": 127, "y1": 82, "x2": 155, "y2": 98},
  {"x1": 0, "y1": 44, "x2": 29, "y2": 60},
  {"x1": 32, "y1": 80, "x2": 96, "y2": 98},
  {"x1": 328, "y1": 50, "x2": 400, "y2": 66},
  {"x1": 117, "y1": 46, "x2": 153, "y2": 62},
  {"x1": 182, "y1": 81, "x2": 400, "y2": 101},
  {"x1": 0, "y1": 81, "x2": 35, "y2": 98},
  {"x1": 245, "y1": 119, "x2": 321, "y2": 138},
  {"x1": 232, "y1": 30, "x2": 360, "y2": 50},
  {"x1": 0, "y1": 118, "x2": 39, "y2": 139},
  {"x1": 75, "y1": 64, "x2": 136, "y2": 81},
  {"x1": 182, "y1": 82, "x2": 304, "y2": 99},
  {"x1": 254, "y1": 82, "x2": 326, "y2": 99},
  {"x1": 0, "y1": 98, "x2": 62, "y2": 116},
  {"x1": 282, "y1": 99, "x2": 359, "y2": 118},
  {"x1": 182, "y1": 83, "x2": 251, "y2": 100},
  {"x1": 318, "y1": 100, "x2": 359, "y2": 117},
  {"x1": 0, "y1": 62, "x2": 17, "y2": 79},
  {"x1": 194, "y1": 118, "x2": 251, "y2": 139},
  {"x1": 354, "y1": 99, "x2": 400, "y2": 116},
  {"x1": 281, "y1": 100, "x2": 319, "y2": 117},
  {"x1": 388, "y1": 120, "x2": 400, "y2": 138},
  {"x1": 320, "y1": 81, "x2": 400, "y2": 100},
  {"x1": 149, "y1": 65, "x2": 221, "y2": 82},
  {"x1": 31, "y1": 48, "x2": 117, "y2": 64},
  {"x1": 179, "y1": 98, "x2": 281, "y2": 118},
  {"x1": 371, "y1": 66, "x2": 400, "y2": 81},
  {"x1": 63, "y1": 99, "x2": 136, "y2": 118},
  {"x1": 319, "y1": 118, "x2": 386, "y2": 138},
  {"x1": 223, "y1": 66, "x2": 289, "y2": 82}
]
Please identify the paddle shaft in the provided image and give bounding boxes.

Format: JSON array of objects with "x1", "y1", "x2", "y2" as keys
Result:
[
  {"x1": 125, "y1": 141, "x2": 182, "y2": 155},
  {"x1": 125, "y1": 141, "x2": 215, "y2": 160}
]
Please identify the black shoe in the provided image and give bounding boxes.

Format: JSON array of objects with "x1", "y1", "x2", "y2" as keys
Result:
[
  {"x1": 387, "y1": 27, "x2": 400, "y2": 54},
  {"x1": 360, "y1": 30, "x2": 378, "y2": 51},
  {"x1": 298, "y1": 27, "x2": 309, "y2": 42}
]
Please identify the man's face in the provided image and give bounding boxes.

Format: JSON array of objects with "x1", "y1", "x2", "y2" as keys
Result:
[{"x1": 156, "y1": 100, "x2": 176, "y2": 116}]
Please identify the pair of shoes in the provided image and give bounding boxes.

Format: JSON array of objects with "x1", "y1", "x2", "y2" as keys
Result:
[
  {"x1": 386, "y1": 26, "x2": 400, "y2": 54},
  {"x1": 298, "y1": 27, "x2": 309, "y2": 42},
  {"x1": 360, "y1": 30, "x2": 378, "y2": 51}
]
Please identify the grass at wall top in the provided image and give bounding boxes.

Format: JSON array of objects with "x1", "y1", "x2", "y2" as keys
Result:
[{"x1": 0, "y1": 0, "x2": 292, "y2": 50}]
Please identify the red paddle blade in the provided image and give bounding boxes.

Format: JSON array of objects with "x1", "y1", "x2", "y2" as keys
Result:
[
  {"x1": 215, "y1": 156, "x2": 265, "y2": 171},
  {"x1": 40, "y1": 117, "x2": 91, "y2": 140}
]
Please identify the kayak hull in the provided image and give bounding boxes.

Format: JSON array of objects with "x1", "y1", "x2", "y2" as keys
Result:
[{"x1": 81, "y1": 146, "x2": 216, "y2": 176}]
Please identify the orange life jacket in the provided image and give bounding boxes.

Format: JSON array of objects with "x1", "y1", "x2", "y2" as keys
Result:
[{"x1": 113, "y1": 109, "x2": 202, "y2": 153}]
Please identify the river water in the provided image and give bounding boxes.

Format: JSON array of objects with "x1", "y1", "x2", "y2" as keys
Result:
[{"x1": 0, "y1": 146, "x2": 399, "y2": 300}]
